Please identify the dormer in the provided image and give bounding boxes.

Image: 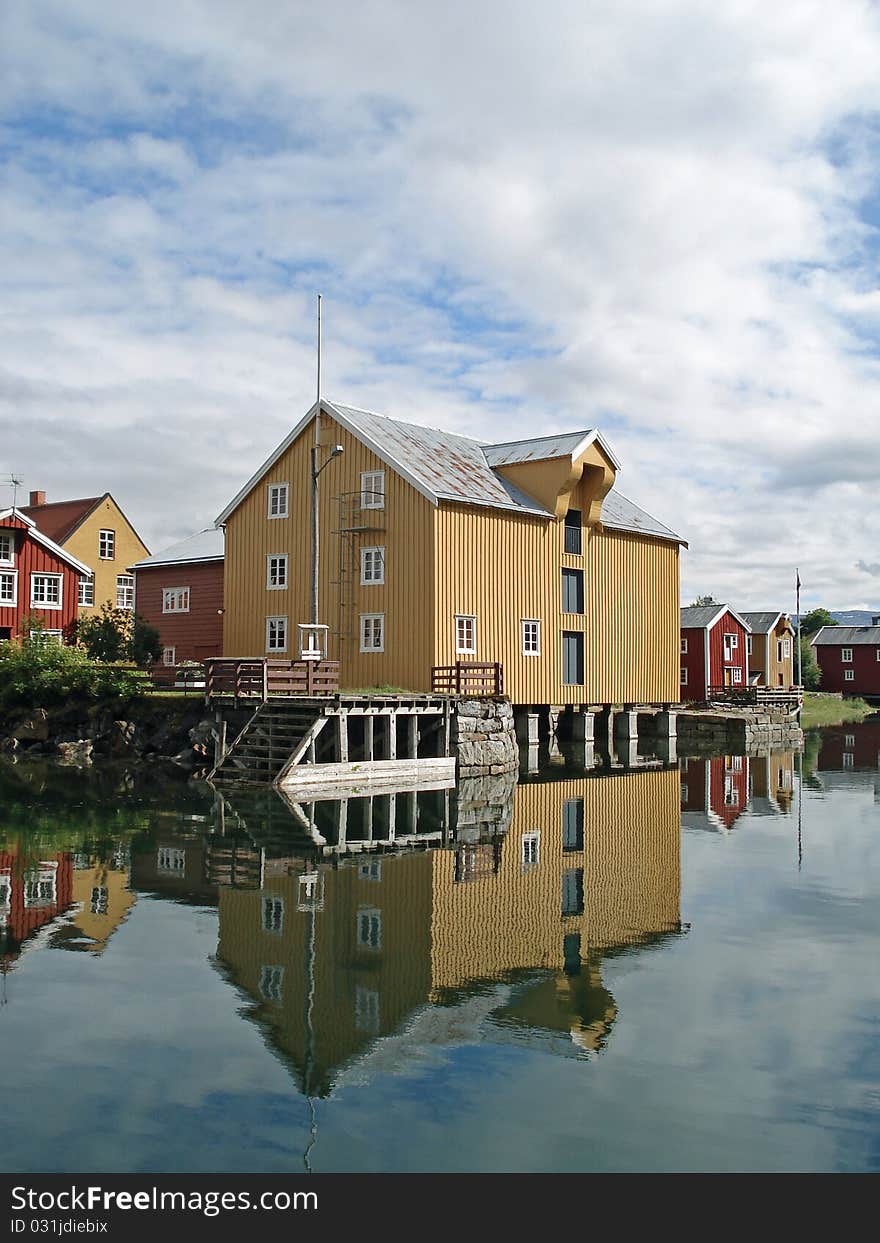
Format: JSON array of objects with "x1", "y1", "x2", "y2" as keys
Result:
[{"x1": 483, "y1": 430, "x2": 619, "y2": 523}]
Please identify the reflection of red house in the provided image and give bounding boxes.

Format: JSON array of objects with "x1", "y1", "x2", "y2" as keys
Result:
[
  {"x1": 679, "y1": 605, "x2": 750, "y2": 701},
  {"x1": 0, "y1": 851, "x2": 74, "y2": 963},
  {"x1": 817, "y1": 721, "x2": 880, "y2": 771},
  {"x1": 811, "y1": 622, "x2": 880, "y2": 697},
  {"x1": 679, "y1": 755, "x2": 750, "y2": 830},
  {"x1": 0, "y1": 509, "x2": 91, "y2": 643}
]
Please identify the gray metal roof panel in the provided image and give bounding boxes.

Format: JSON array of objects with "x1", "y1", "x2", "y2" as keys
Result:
[
  {"x1": 600, "y1": 490, "x2": 684, "y2": 544},
  {"x1": 680, "y1": 605, "x2": 725, "y2": 629},
  {"x1": 482, "y1": 431, "x2": 593, "y2": 466},
  {"x1": 130, "y1": 527, "x2": 224, "y2": 569},
  {"x1": 811, "y1": 625, "x2": 880, "y2": 645},
  {"x1": 741, "y1": 611, "x2": 786, "y2": 633}
]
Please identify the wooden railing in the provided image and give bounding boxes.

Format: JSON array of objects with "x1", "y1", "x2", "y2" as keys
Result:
[
  {"x1": 205, "y1": 658, "x2": 341, "y2": 700},
  {"x1": 707, "y1": 685, "x2": 803, "y2": 709},
  {"x1": 431, "y1": 661, "x2": 504, "y2": 696}
]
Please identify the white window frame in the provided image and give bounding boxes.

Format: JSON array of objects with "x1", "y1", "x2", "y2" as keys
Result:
[
  {"x1": 0, "y1": 570, "x2": 17, "y2": 607},
  {"x1": 266, "y1": 615, "x2": 288, "y2": 653},
  {"x1": 30, "y1": 572, "x2": 63, "y2": 609},
  {"x1": 680, "y1": 636, "x2": 688, "y2": 654},
  {"x1": 845, "y1": 734, "x2": 855, "y2": 747},
  {"x1": 31, "y1": 629, "x2": 62, "y2": 642},
  {"x1": 521, "y1": 831, "x2": 540, "y2": 869},
  {"x1": 162, "y1": 586, "x2": 190, "y2": 613},
  {"x1": 455, "y1": 614, "x2": 476, "y2": 655},
  {"x1": 266, "y1": 554, "x2": 288, "y2": 591},
  {"x1": 521, "y1": 618, "x2": 540, "y2": 656},
  {"x1": 876, "y1": 649, "x2": 880, "y2": 662},
  {"x1": 680, "y1": 667, "x2": 688, "y2": 685},
  {"x1": 746, "y1": 636, "x2": 753, "y2": 656},
  {"x1": 78, "y1": 574, "x2": 94, "y2": 607},
  {"x1": 262, "y1": 895, "x2": 284, "y2": 933},
  {"x1": 360, "y1": 471, "x2": 385, "y2": 510},
  {"x1": 842, "y1": 752, "x2": 854, "y2": 768},
  {"x1": 360, "y1": 613, "x2": 384, "y2": 653},
  {"x1": 844, "y1": 669, "x2": 855, "y2": 682},
  {"x1": 782, "y1": 639, "x2": 791, "y2": 658},
  {"x1": 732, "y1": 667, "x2": 742, "y2": 684},
  {"x1": 354, "y1": 985, "x2": 380, "y2": 1033},
  {"x1": 360, "y1": 546, "x2": 385, "y2": 585},
  {"x1": 0, "y1": 532, "x2": 14, "y2": 566},
  {"x1": 99, "y1": 529, "x2": 115, "y2": 560},
  {"x1": 260, "y1": 965, "x2": 284, "y2": 1002},
  {"x1": 841, "y1": 648, "x2": 853, "y2": 662},
  {"x1": 162, "y1": 646, "x2": 176, "y2": 667},
  {"x1": 157, "y1": 846, "x2": 185, "y2": 872},
  {"x1": 723, "y1": 631, "x2": 738, "y2": 658},
  {"x1": 116, "y1": 574, "x2": 134, "y2": 609},
  {"x1": 267, "y1": 483, "x2": 289, "y2": 519}
]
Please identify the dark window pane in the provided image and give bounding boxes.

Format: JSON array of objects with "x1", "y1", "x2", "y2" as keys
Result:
[
  {"x1": 562, "y1": 867, "x2": 584, "y2": 916},
  {"x1": 562, "y1": 569, "x2": 584, "y2": 613},
  {"x1": 564, "y1": 509, "x2": 582, "y2": 555},
  {"x1": 562, "y1": 798, "x2": 584, "y2": 851},
  {"x1": 562, "y1": 631, "x2": 584, "y2": 685},
  {"x1": 563, "y1": 932, "x2": 582, "y2": 976}
]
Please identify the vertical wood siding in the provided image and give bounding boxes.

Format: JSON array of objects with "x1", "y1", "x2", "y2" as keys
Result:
[
  {"x1": 0, "y1": 524, "x2": 80, "y2": 638},
  {"x1": 134, "y1": 561, "x2": 224, "y2": 661}
]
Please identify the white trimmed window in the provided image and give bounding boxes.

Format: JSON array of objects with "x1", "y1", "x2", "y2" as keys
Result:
[
  {"x1": 782, "y1": 639, "x2": 791, "y2": 658},
  {"x1": 680, "y1": 636, "x2": 688, "y2": 654},
  {"x1": 266, "y1": 616, "x2": 288, "y2": 652},
  {"x1": 361, "y1": 546, "x2": 385, "y2": 585},
  {"x1": 723, "y1": 632, "x2": 738, "y2": 659},
  {"x1": 845, "y1": 734, "x2": 855, "y2": 747},
  {"x1": 99, "y1": 529, "x2": 115, "y2": 560},
  {"x1": 844, "y1": 669, "x2": 854, "y2": 682},
  {"x1": 357, "y1": 907, "x2": 382, "y2": 949},
  {"x1": 521, "y1": 831, "x2": 540, "y2": 869},
  {"x1": 263, "y1": 896, "x2": 284, "y2": 933},
  {"x1": 267, "y1": 483, "x2": 289, "y2": 519},
  {"x1": 31, "y1": 629, "x2": 62, "y2": 642},
  {"x1": 876, "y1": 648, "x2": 880, "y2": 661},
  {"x1": 843, "y1": 752, "x2": 854, "y2": 768},
  {"x1": 746, "y1": 636, "x2": 753, "y2": 655},
  {"x1": 162, "y1": 586, "x2": 190, "y2": 613},
  {"x1": 521, "y1": 618, "x2": 540, "y2": 656},
  {"x1": 116, "y1": 575, "x2": 134, "y2": 609},
  {"x1": 680, "y1": 667, "x2": 688, "y2": 685},
  {"x1": 455, "y1": 614, "x2": 476, "y2": 655},
  {"x1": 732, "y1": 667, "x2": 742, "y2": 684},
  {"x1": 842, "y1": 648, "x2": 853, "y2": 662},
  {"x1": 0, "y1": 571, "x2": 17, "y2": 606},
  {"x1": 360, "y1": 613, "x2": 384, "y2": 653},
  {"x1": 0, "y1": 532, "x2": 14, "y2": 566},
  {"x1": 361, "y1": 471, "x2": 385, "y2": 510},
  {"x1": 31, "y1": 573, "x2": 62, "y2": 608},
  {"x1": 157, "y1": 847, "x2": 185, "y2": 872},
  {"x1": 260, "y1": 965, "x2": 284, "y2": 1002},
  {"x1": 266, "y1": 555, "x2": 288, "y2": 590},
  {"x1": 354, "y1": 985, "x2": 380, "y2": 1033},
  {"x1": 24, "y1": 866, "x2": 57, "y2": 908},
  {"x1": 78, "y1": 575, "x2": 94, "y2": 606},
  {"x1": 163, "y1": 646, "x2": 176, "y2": 666}
]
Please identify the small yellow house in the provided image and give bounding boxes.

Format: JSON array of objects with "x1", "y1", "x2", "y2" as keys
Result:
[
  {"x1": 22, "y1": 490, "x2": 149, "y2": 618},
  {"x1": 217, "y1": 400, "x2": 686, "y2": 706},
  {"x1": 741, "y1": 611, "x2": 796, "y2": 689}
]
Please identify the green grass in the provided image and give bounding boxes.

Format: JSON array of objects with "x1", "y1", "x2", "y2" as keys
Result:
[
  {"x1": 801, "y1": 692, "x2": 876, "y2": 729},
  {"x1": 341, "y1": 685, "x2": 414, "y2": 695}
]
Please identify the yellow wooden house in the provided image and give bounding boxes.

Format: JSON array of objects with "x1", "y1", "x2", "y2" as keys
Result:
[
  {"x1": 217, "y1": 400, "x2": 685, "y2": 706},
  {"x1": 22, "y1": 490, "x2": 149, "y2": 618}
]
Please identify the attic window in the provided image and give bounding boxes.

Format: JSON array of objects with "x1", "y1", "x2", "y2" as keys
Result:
[
  {"x1": 0, "y1": 532, "x2": 14, "y2": 566},
  {"x1": 99, "y1": 529, "x2": 115, "y2": 560},
  {"x1": 361, "y1": 471, "x2": 385, "y2": 510},
  {"x1": 564, "y1": 509, "x2": 582, "y2": 555}
]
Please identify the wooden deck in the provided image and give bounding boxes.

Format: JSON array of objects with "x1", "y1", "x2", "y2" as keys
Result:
[{"x1": 707, "y1": 685, "x2": 803, "y2": 709}]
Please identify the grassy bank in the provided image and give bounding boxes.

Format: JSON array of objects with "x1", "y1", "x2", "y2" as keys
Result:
[{"x1": 801, "y1": 692, "x2": 876, "y2": 729}]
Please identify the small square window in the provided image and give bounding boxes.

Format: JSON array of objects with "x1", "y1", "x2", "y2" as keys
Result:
[
  {"x1": 99, "y1": 529, "x2": 115, "y2": 560},
  {"x1": 31, "y1": 573, "x2": 63, "y2": 608},
  {"x1": 455, "y1": 614, "x2": 476, "y2": 655},
  {"x1": 116, "y1": 575, "x2": 134, "y2": 609},
  {"x1": 0, "y1": 572, "x2": 17, "y2": 606},
  {"x1": 357, "y1": 907, "x2": 382, "y2": 949},
  {"x1": 360, "y1": 613, "x2": 384, "y2": 652},
  {"x1": 266, "y1": 616, "x2": 288, "y2": 652},
  {"x1": 361, "y1": 546, "x2": 385, "y2": 585},
  {"x1": 162, "y1": 586, "x2": 189, "y2": 613},
  {"x1": 844, "y1": 669, "x2": 855, "y2": 682},
  {"x1": 680, "y1": 667, "x2": 688, "y2": 685},
  {"x1": 732, "y1": 667, "x2": 742, "y2": 684},
  {"x1": 521, "y1": 618, "x2": 540, "y2": 656},
  {"x1": 680, "y1": 636, "x2": 688, "y2": 654},
  {"x1": 842, "y1": 648, "x2": 853, "y2": 662},
  {"x1": 361, "y1": 471, "x2": 385, "y2": 510},
  {"x1": 163, "y1": 646, "x2": 176, "y2": 666},
  {"x1": 266, "y1": 555, "x2": 288, "y2": 590},
  {"x1": 267, "y1": 483, "x2": 289, "y2": 519}
]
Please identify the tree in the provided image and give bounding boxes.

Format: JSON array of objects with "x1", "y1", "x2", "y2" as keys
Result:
[
  {"x1": 131, "y1": 616, "x2": 162, "y2": 666},
  {"x1": 691, "y1": 595, "x2": 719, "y2": 607},
  {"x1": 74, "y1": 605, "x2": 162, "y2": 666},
  {"x1": 798, "y1": 634, "x2": 821, "y2": 689},
  {"x1": 799, "y1": 607, "x2": 836, "y2": 637}
]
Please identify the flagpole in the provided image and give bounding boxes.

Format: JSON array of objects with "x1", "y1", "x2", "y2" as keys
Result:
[{"x1": 796, "y1": 568, "x2": 802, "y2": 688}]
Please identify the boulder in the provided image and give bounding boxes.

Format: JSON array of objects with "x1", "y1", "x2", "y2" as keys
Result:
[{"x1": 57, "y1": 740, "x2": 94, "y2": 765}]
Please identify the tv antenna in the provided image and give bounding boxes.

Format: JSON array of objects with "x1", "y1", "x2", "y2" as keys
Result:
[{"x1": 2, "y1": 474, "x2": 23, "y2": 509}]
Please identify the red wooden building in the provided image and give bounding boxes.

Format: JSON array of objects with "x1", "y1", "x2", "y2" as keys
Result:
[
  {"x1": 0, "y1": 508, "x2": 91, "y2": 643},
  {"x1": 811, "y1": 621, "x2": 880, "y2": 697},
  {"x1": 130, "y1": 527, "x2": 224, "y2": 668},
  {"x1": 679, "y1": 755, "x2": 750, "y2": 831},
  {"x1": 679, "y1": 604, "x2": 751, "y2": 701},
  {"x1": 0, "y1": 851, "x2": 74, "y2": 967}
]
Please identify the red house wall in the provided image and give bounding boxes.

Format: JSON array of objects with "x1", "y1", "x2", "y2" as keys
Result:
[
  {"x1": 815, "y1": 644, "x2": 880, "y2": 695},
  {"x1": 707, "y1": 612, "x2": 749, "y2": 690},
  {"x1": 0, "y1": 521, "x2": 81, "y2": 641},
  {"x1": 679, "y1": 756, "x2": 748, "y2": 827},
  {"x1": 133, "y1": 561, "x2": 224, "y2": 663},
  {"x1": 680, "y1": 628, "x2": 706, "y2": 700},
  {"x1": 817, "y1": 722, "x2": 880, "y2": 769},
  {"x1": 0, "y1": 851, "x2": 74, "y2": 960}
]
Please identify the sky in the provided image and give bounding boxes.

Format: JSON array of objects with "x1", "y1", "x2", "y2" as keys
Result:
[{"x1": 2, "y1": 0, "x2": 880, "y2": 610}]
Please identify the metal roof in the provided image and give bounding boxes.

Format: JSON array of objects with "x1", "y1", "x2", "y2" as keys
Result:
[
  {"x1": 130, "y1": 527, "x2": 224, "y2": 570},
  {"x1": 20, "y1": 496, "x2": 104, "y2": 544},
  {"x1": 811, "y1": 625, "x2": 880, "y2": 645},
  {"x1": 741, "y1": 611, "x2": 787, "y2": 633},
  {"x1": 680, "y1": 604, "x2": 751, "y2": 632},
  {"x1": 215, "y1": 398, "x2": 683, "y2": 544},
  {"x1": 0, "y1": 508, "x2": 93, "y2": 575}
]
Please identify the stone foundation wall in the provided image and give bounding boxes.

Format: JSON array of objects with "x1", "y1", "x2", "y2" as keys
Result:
[
  {"x1": 451, "y1": 771, "x2": 517, "y2": 840},
  {"x1": 677, "y1": 708, "x2": 803, "y2": 754},
  {"x1": 452, "y1": 697, "x2": 519, "y2": 777}
]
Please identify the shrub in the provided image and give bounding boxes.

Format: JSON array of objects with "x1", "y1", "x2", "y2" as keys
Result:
[
  {"x1": 73, "y1": 605, "x2": 162, "y2": 666},
  {"x1": 0, "y1": 631, "x2": 145, "y2": 708}
]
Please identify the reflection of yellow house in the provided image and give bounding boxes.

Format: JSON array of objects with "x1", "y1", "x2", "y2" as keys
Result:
[
  {"x1": 216, "y1": 767, "x2": 682, "y2": 1093},
  {"x1": 51, "y1": 858, "x2": 135, "y2": 954},
  {"x1": 748, "y1": 751, "x2": 795, "y2": 814}
]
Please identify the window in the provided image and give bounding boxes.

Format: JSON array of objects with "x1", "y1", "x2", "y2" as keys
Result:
[
  {"x1": 361, "y1": 546, "x2": 385, "y2": 585},
  {"x1": 562, "y1": 631, "x2": 584, "y2": 685},
  {"x1": 563, "y1": 932, "x2": 581, "y2": 976},
  {"x1": 99, "y1": 529, "x2": 115, "y2": 559},
  {"x1": 844, "y1": 669, "x2": 854, "y2": 682},
  {"x1": 30, "y1": 629, "x2": 62, "y2": 642},
  {"x1": 521, "y1": 831, "x2": 540, "y2": 869},
  {"x1": 31, "y1": 573, "x2": 62, "y2": 608},
  {"x1": 267, "y1": 483, "x2": 289, "y2": 519},
  {"x1": 263, "y1": 896, "x2": 284, "y2": 933},
  {"x1": 843, "y1": 752, "x2": 854, "y2": 768},
  {"x1": 845, "y1": 734, "x2": 855, "y2": 747},
  {"x1": 266, "y1": 616, "x2": 288, "y2": 652},
  {"x1": 724, "y1": 778, "x2": 739, "y2": 806},
  {"x1": 162, "y1": 586, "x2": 190, "y2": 613},
  {"x1": 681, "y1": 783, "x2": 689, "y2": 803},
  {"x1": 455, "y1": 614, "x2": 476, "y2": 654},
  {"x1": 24, "y1": 868, "x2": 56, "y2": 908},
  {"x1": 90, "y1": 886, "x2": 108, "y2": 915},
  {"x1": 0, "y1": 572, "x2": 17, "y2": 606},
  {"x1": 842, "y1": 648, "x2": 853, "y2": 662},
  {"x1": 116, "y1": 575, "x2": 134, "y2": 609},
  {"x1": 297, "y1": 872, "x2": 324, "y2": 911},
  {"x1": 360, "y1": 613, "x2": 384, "y2": 653},
  {"x1": 732, "y1": 667, "x2": 742, "y2": 684},
  {"x1": 357, "y1": 907, "x2": 382, "y2": 949},
  {"x1": 260, "y1": 966, "x2": 284, "y2": 1002},
  {"x1": 162, "y1": 646, "x2": 176, "y2": 667},
  {"x1": 359, "y1": 860, "x2": 382, "y2": 881},
  {"x1": 782, "y1": 639, "x2": 791, "y2": 658},
  {"x1": 876, "y1": 649, "x2": 880, "y2": 662},
  {"x1": 680, "y1": 667, "x2": 688, "y2": 685},
  {"x1": 562, "y1": 568, "x2": 584, "y2": 614},
  {"x1": 361, "y1": 471, "x2": 385, "y2": 510},
  {"x1": 723, "y1": 632, "x2": 738, "y2": 659},
  {"x1": 0, "y1": 532, "x2": 14, "y2": 565},
  {"x1": 680, "y1": 636, "x2": 688, "y2": 654},
  {"x1": 725, "y1": 755, "x2": 743, "y2": 772},
  {"x1": 78, "y1": 574, "x2": 94, "y2": 606},
  {"x1": 521, "y1": 618, "x2": 541, "y2": 656},
  {"x1": 157, "y1": 847, "x2": 185, "y2": 872},
  {"x1": 562, "y1": 798, "x2": 584, "y2": 852},
  {"x1": 355, "y1": 986, "x2": 381, "y2": 1033},
  {"x1": 564, "y1": 508, "x2": 582, "y2": 555},
  {"x1": 266, "y1": 555, "x2": 288, "y2": 590},
  {"x1": 562, "y1": 867, "x2": 584, "y2": 916},
  {"x1": 746, "y1": 636, "x2": 753, "y2": 655}
]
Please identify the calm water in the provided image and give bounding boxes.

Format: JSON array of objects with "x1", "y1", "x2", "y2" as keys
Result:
[{"x1": 1, "y1": 722, "x2": 879, "y2": 1174}]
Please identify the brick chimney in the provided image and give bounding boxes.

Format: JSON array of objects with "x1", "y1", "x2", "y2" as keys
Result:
[{"x1": 29, "y1": 490, "x2": 46, "y2": 507}]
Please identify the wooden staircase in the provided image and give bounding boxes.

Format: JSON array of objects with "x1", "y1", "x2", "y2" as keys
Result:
[{"x1": 207, "y1": 703, "x2": 328, "y2": 785}]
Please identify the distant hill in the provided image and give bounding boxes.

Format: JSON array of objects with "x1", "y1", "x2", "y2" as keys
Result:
[{"x1": 832, "y1": 610, "x2": 880, "y2": 626}]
